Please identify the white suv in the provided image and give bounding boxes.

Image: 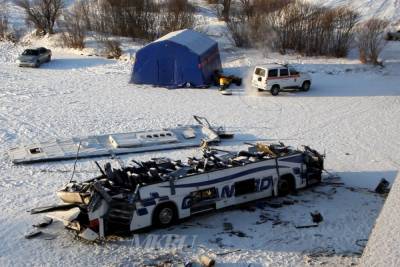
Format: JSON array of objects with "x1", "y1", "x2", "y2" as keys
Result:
[{"x1": 251, "y1": 64, "x2": 312, "y2": 96}]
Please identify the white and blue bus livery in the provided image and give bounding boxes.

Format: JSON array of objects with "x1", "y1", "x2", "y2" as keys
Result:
[{"x1": 49, "y1": 143, "x2": 324, "y2": 240}]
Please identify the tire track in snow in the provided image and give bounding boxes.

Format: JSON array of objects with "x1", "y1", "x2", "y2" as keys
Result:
[{"x1": 0, "y1": 111, "x2": 61, "y2": 149}]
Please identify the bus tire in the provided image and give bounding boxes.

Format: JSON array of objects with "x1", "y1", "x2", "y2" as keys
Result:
[
  {"x1": 152, "y1": 202, "x2": 178, "y2": 228},
  {"x1": 278, "y1": 174, "x2": 295, "y2": 196}
]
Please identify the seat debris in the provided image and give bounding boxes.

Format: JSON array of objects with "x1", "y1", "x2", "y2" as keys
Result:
[
  {"x1": 33, "y1": 217, "x2": 53, "y2": 228},
  {"x1": 25, "y1": 230, "x2": 42, "y2": 239}
]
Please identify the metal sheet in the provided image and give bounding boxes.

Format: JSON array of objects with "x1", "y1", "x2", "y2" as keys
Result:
[{"x1": 9, "y1": 123, "x2": 221, "y2": 164}]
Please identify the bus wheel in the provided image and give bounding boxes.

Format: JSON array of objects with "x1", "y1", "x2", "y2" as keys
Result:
[
  {"x1": 278, "y1": 175, "x2": 294, "y2": 196},
  {"x1": 153, "y1": 203, "x2": 177, "y2": 227}
]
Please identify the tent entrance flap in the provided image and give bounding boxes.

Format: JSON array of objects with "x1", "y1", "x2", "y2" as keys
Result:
[{"x1": 158, "y1": 58, "x2": 175, "y2": 85}]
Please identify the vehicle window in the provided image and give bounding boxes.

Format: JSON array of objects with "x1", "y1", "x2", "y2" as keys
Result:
[
  {"x1": 255, "y1": 68, "x2": 266, "y2": 77},
  {"x1": 280, "y1": 68, "x2": 289, "y2": 76},
  {"x1": 234, "y1": 178, "x2": 256, "y2": 196},
  {"x1": 289, "y1": 68, "x2": 299, "y2": 75},
  {"x1": 29, "y1": 147, "x2": 42, "y2": 154},
  {"x1": 22, "y1": 49, "x2": 39, "y2": 56},
  {"x1": 268, "y1": 69, "x2": 278, "y2": 77},
  {"x1": 191, "y1": 187, "x2": 218, "y2": 203}
]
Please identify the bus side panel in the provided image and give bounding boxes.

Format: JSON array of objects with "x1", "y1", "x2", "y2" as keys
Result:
[
  {"x1": 277, "y1": 153, "x2": 307, "y2": 189},
  {"x1": 130, "y1": 155, "x2": 304, "y2": 231},
  {"x1": 216, "y1": 166, "x2": 276, "y2": 209}
]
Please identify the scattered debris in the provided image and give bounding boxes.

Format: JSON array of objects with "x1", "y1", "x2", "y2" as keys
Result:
[
  {"x1": 256, "y1": 211, "x2": 284, "y2": 225},
  {"x1": 229, "y1": 230, "x2": 248, "y2": 238},
  {"x1": 216, "y1": 249, "x2": 242, "y2": 256},
  {"x1": 322, "y1": 181, "x2": 345, "y2": 186},
  {"x1": 223, "y1": 222, "x2": 233, "y2": 231},
  {"x1": 45, "y1": 207, "x2": 81, "y2": 227},
  {"x1": 78, "y1": 228, "x2": 99, "y2": 241},
  {"x1": 30, "y1": 204, "x2": 77, "y2": 214},
  {"x1": 142, "y1": 254, "x2": 191, "y2": 267},
  {"x1": 199, "y1": 255, "x2": 215, "y2": 267},
  {"x1": 295, "y1": 224, "x2": 319, "y2": 229},
  {"x1": 374, "y1": 178, "x2": 390, "y2": 194},
  {"x1": 33, "y1": 217, "x2": 53, "y2": 228},
  {"x1": 310, "y1": 211, "x2": 323, "y2": 224},
  {"x1": 25, "y1": 230, "x2": 42, "y2": 239},
  {"x1": 256, "y1": 214, "x2": 271, "y2": 224}
]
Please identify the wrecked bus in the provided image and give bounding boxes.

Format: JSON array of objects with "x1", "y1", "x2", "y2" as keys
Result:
[{"x1": 37, "y1": 143, "x2": 324, "y2": 241}]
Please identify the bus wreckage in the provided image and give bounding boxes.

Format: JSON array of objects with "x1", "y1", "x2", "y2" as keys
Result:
[
  {"x1": 9, "y1": 116, "x2": 230, "y2": 164},
  {"x1": 33, "y1": 143, "x2": 324, "y2": 241}
]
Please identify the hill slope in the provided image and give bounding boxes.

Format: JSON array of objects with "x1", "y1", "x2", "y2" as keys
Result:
[{"x1": 306, "y1": 0, "x2": 400, "y2": 25}]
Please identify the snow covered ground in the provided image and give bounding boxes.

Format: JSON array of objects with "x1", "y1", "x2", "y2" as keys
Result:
[
  {"x1": 1, "y1": 0, "x2": 400, "y2": 266},
  {"x1": 0, "y1": 39, "x2": 399, "y2": 266}
]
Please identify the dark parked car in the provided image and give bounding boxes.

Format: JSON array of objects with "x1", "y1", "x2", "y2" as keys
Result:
[
  {"x1": 385, "y1": 30, "x2": 400, "y2": 41},
  {"x1": 16, "y1": 47, "x2": 52, "y2": 67}
]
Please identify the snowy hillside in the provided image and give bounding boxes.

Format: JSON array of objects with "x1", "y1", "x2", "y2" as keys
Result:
[{"x1": 306, "y1": 0, "x2": 400, "y2": 25}]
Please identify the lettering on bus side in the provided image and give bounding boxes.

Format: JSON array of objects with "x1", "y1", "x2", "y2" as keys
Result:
[
  {"x1": 221, "y1": 183, "x2": 235, "y2": 198},
  {"x1": 181, "y1": 196, "x2": 193, "y2": 210},
  {"x1": 259, "y1": 176, "x2": 272, "y2": 191},
  {"x1": 181, "y1": 176, "x2": 273, "y2": 209}
]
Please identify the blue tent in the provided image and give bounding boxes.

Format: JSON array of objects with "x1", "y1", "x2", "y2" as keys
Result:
[{"x1": 131, "y1": 29, "x2": 222, "y2": 88}]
